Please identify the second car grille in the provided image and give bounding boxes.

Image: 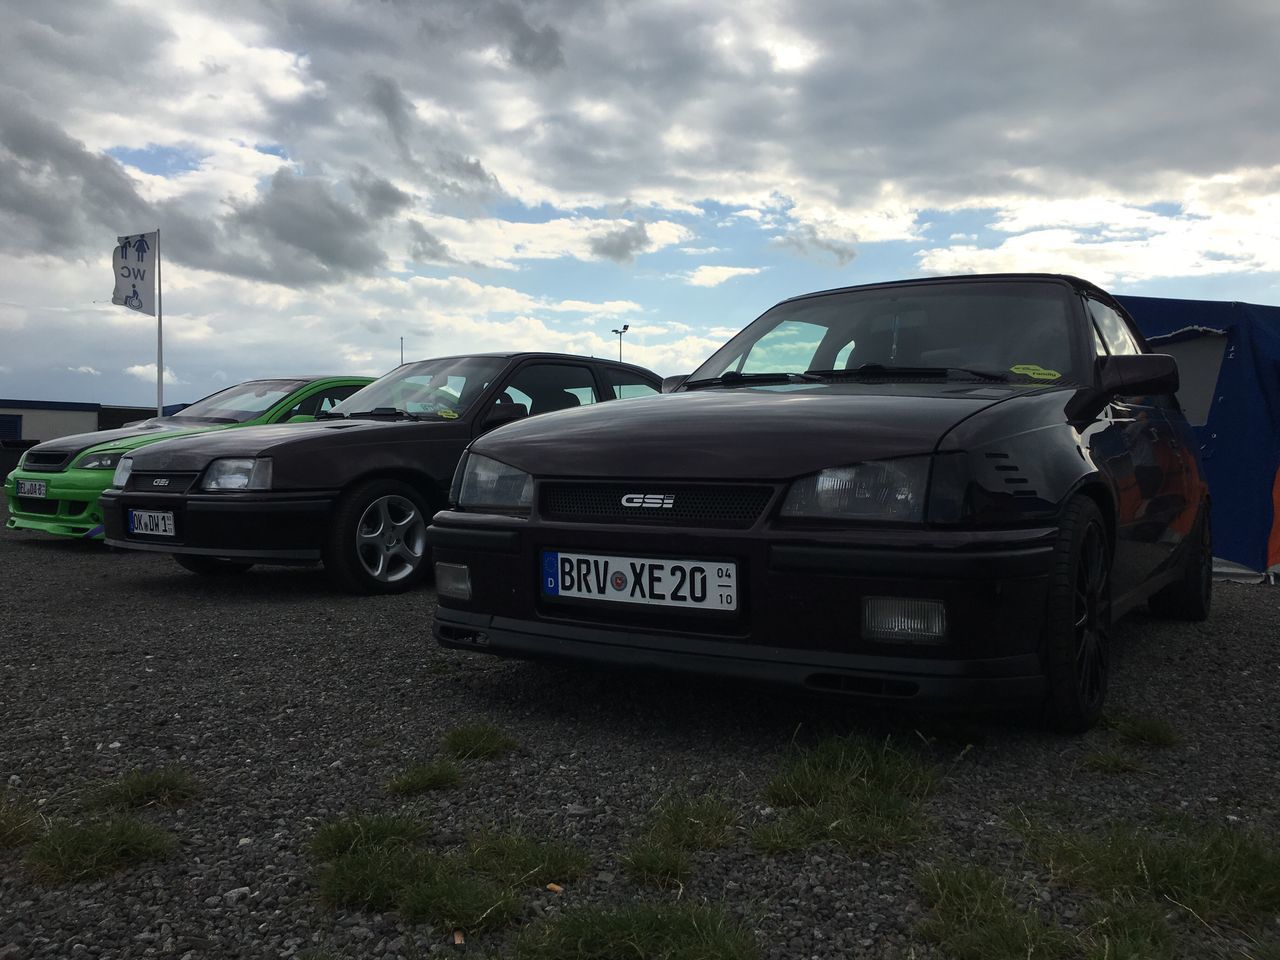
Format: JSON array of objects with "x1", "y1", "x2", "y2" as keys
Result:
[
  {"x1": 540, "y1": 482, "x2": 775, "y2": 529},
  {"x1": 21, "y1": 452, "x2": 72, "y2": 472},
  {"x1": 128, "y1": 472, "x2": 200, "y2": 494}
]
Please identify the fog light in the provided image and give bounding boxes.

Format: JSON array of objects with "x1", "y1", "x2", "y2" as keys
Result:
[
  {"x1": 435, "y1": 562, "x2": 472, "y2": 601},
  {"x1": 862, "y1": 597, "x2": 947, "y2": 644}
]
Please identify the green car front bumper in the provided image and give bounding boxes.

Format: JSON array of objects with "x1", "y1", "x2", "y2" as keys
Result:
[{"x1": 4, "y1": 467, "x2": 115, "y2": 539}]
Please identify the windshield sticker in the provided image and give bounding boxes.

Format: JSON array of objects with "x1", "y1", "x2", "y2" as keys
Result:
[
  {"x1": 1009, "y1": 363, "x2": 1062, "y2": 381},
  {"x1": 438, "y1": 409, "x2": 459, "y2": 419}
]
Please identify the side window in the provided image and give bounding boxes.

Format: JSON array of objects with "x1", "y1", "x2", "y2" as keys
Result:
[
  {"x1": 1092, "y1": 322, "x2": 1108, "y2": 358},
  {"x1": 278, "y1": 384, "x2": 363, "y2": 420},
  {"x1": 499, "y1": 364, "x2": 599, "y2": 417},
  {"x1": 605, "y1": 369, "x2": 658, "y2": 400},
  {"x1": 1088, "y1": 299, "x2": 1141, "y2": 356}
]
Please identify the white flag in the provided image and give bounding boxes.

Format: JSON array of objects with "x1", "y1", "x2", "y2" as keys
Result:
[{"x1": 111, "y1": 232, "x2": 157, "y2": 316}]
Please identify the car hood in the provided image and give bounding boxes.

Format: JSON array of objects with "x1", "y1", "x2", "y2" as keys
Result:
[
  {"x1": 25, "y1": 419, "x2": 200, "y2": 460},
  {"x1": 472, "y1": 382, "x2": 1036, "y2": 480},
  {"x1": 120, "y1": 417, "x2": 442, "y2": 470}
]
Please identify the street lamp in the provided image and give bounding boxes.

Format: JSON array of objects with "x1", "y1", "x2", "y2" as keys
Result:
[{"x1": 611, "y1": 324, "x2": 630, "y2": 362}]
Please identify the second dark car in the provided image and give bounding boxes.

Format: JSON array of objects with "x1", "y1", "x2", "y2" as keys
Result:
[{"x1": 101, "y1": 353, "x2": 661, "y2": 592}]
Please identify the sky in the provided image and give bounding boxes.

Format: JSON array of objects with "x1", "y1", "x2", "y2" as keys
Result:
[{"x1": 2, "y1": 0, "x2": 1279, "y2": 406}]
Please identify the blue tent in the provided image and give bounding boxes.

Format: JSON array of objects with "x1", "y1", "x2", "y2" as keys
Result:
[{"x1": 1119, "y1": 295, "x2": 1280, "y2": 575}]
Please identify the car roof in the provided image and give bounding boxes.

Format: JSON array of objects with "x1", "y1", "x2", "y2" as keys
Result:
[
  {"x1": 778, "y1": 273, "x2": 1110, "y2": 306},
  {"x1": 400, "y1": 352, "x2": 659, "y2": 377}
]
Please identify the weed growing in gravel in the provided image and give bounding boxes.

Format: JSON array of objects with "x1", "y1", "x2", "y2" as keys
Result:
[
  {"x1": 311, "y1": 814, "x2": 425, "y2": 860},
  {"x1": 441, "y1": 723, "x2": 518, "y2": 760},
  {"x1": 1081, "y1": 897, "x2": 1174, "y2": 960},
  {"x1": 622, "y1": 838, "x2": 693, "y2": 888},
  {"x1": 514, "y1": 902, "x2": 758, "y2": 960},
  {"x1": 1034, "y1": 818, "x2": 1280, "y2": 921},
  {"x1": 1080, "y1": 749, "x2": 1146, "y2": 775},
  {"x1": 650, "y1": 795, "x2": 738, "y2": 850},
  {"x1": 399, "y1": 866, "x2": 520, "y2": 932},
  {"x1": 87, "y1": 766, "x2": 200, "y2": 810},
  {"x1": 25, "y1": 817, "x2": 175, "y2": 884},
  {"x1": 386, "y1": 761, "x2": 461, "y2": 796},
  {"x1": 1108, "y1": 712, "x2": 1181, "y2": 749},
  {"x1": 0, "y1": 799, "x2": 40, "y2": 848},
  {"x1": 466, "y1": 831, "x2": 588, "y2": 887},
  {"x1": 753, "y1": 735, "x2": 937, "y2": 852},
  {"x1": 316, "y1": 847, "x2": 438, "y2": 911},
  {"x1": 919, "y1": 861, "x2": 1073, "y2": 960}
]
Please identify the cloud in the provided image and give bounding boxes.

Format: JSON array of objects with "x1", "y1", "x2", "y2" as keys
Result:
[
  {"x1": 125, "y1": 363, "x2": 184, "y2": 385},
  {"x1": 684, "y1": 265, "x2": 764, "y2": 287},
  {"x1": 407, "y1": 221, "x2": 456, "y2": 264},
  {"x1": 350, "y1": 168, "x2": 413, "y2": 220},
  {"x1": 773, "y1": 223, "x2": 858, "y2": 266},
  {"x1": 490, "y1": 2, "x2": 566, "y2": 73},
  {"x1": 588, "y1": 220, "x2": 651, "y2": 263},
  {"x1": 68, "y1": 365, "x2": 101, "y2": 375}
]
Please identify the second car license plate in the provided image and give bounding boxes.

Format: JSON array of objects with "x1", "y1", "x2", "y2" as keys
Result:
[
  {"x1": 16, "y1": 479, "x2": 47, "y2": 498},
  {"x1": 541, "y1": 551, "x2": 737, "y2": 611},
  {"x1": 128, "y1": 509, "x2": 175, "y2": 537}
]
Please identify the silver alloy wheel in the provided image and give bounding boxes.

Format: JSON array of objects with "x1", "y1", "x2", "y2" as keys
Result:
[{"x1": 355, "y1": 494, "x2": 427, "y2": 583}]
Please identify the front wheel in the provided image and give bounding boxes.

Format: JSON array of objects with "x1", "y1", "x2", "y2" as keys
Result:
[
  {"x1": 174, "y1": 554, "x2": 253, "y2": 576},
  {"x1": 1043, "y1": 496, "x2": 1112, "y2": 734},
  {"x1": 323, "y1": 479, "x2": 431, "y2": 594}
]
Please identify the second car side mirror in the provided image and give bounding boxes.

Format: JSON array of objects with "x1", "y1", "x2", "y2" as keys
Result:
[
  {"x1": 661, "y1": 374, "x2": 689, "y2": 393},
  {"x1": 287, "y1": 414, "x2": 315, "y2": 423},
  {"x1": 1100, "y1": 354, "x2": 1180, "y2": 396},
  {"x1": 481, "y1": 402, "x2": 529, "y2": 432}
]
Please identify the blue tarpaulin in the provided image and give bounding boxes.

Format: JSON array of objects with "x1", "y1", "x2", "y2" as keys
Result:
[{"x1": 1119, "y1": 295, "x2": 1280, "y2": 574}]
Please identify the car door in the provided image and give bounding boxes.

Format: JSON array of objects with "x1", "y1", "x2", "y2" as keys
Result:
[{"x1": 1085, "y1": 296, "x2": 1189, "y2": 598}]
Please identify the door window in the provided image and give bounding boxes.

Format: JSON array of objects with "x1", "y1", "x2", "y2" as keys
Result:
[
  {"x1": 278, "y1": 384, "x2": 364, "y2": 420},
  {"x1": 605, "y1": 369, "x2": 658, "y2": 400},
  {"x1": 499, "y1": 364, "x2": 600, "y2": 416},
  {"x1": 1088, "y1": 299, "x2": 1141, "y2": 356}
]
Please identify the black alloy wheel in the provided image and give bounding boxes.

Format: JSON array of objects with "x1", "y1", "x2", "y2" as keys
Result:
[
  {"x1": 173, "y1": 554, "x2": 254, "y2": 576},
  {"x1": 1148, "y1": 500, "x2": 1212, "y2": 621},
  {"x1": 324, "y1": 478, "x2": 431, "y2": 594},
  {"x1": 1044, "y1": 496, "x2": 1112, "y2": 733}
]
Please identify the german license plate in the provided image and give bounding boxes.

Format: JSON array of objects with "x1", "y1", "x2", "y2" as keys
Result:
[
  {"x1": 16, "y1": 479, "x2": 46, "y2": 498},
  {"x1": 541, "y1": 551, "x2": 737, "y2": 611},
  {"x1": 128, "y1": 509, "x2": 175, "y2": 537}
]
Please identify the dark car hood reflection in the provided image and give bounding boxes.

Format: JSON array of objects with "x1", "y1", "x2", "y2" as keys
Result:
[{"x1": 474, "y1": 382, "x2": 1035, "y2": 480}]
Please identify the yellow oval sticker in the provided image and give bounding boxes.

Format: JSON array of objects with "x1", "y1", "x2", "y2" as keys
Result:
[
  {"x1": 1009, "y1": 363, "x2": 1062, "y2": 381},
  {"x1": 438, "y1": 409, "x2": 459, "y2": 419}
]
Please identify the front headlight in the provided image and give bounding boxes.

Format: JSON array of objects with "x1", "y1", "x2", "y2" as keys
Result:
[
  {"x1": 780, "y1": 456, "x2": 930, "y2": 522},
  {"x1": 76, "y1": 451, "x2": 122, "y2": 471},
  {"x1": 457, "y1": 454, "x2": 533, "y2": 514},
  {"x1": 111, "y1": 457, "x2": 134, "y2": 488},
  {"x1": 202, "y1": 457, "x2": 273, "y2": 491}
]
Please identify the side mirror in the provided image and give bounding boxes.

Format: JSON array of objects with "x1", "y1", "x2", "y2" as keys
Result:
[
  {"x1": 287, "y1": 414, "x2": 315, "y2": 424},
  {"x1": 481, "y1": 402, "x2": 528, "y2": 432},
  {"x1": 661, "y1": 374, "x2": 689, "y2": 393},
  {"x1": 1100, "y1": 354, "x2": 1179, "y2": 396}
]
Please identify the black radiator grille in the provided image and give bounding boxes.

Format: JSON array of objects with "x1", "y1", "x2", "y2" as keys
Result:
[
  {"x1": 21, "y1": 452, "x2": 72, "y2": 472},
  {"x1": 15, "y1": 497, "x2": 59, "y2": 515},
  {"x1": 128, "y1": 472, "x2": 200, "y2": 494},
  {"x1": 541, "y1": 482, "x2": 775, "y2": 528}
]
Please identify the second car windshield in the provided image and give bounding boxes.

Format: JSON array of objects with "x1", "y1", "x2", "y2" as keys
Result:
[
  {"x1": 689, "y1": 281, "x2": 1084, "y2": 385},
  {"x1": 330, "y1": 356, "x2": 508, "y2": 419},
  {"x1": 171, "y1": 380, "x2": 307, "y2": 423}
]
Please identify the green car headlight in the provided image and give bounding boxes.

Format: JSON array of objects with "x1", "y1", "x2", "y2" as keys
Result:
[
  {"x1": 780, "y1": 457, "x2": 931, "y2": 522},
  {"x1": 202, "y1": 458, "x2": 273, "y2": 491},
  {"x1": 457, "y1": 454, "x2": 533, "y2": 514},
  {"x1": 76, "y1": 451, "x2": 123, "y2": 471}
]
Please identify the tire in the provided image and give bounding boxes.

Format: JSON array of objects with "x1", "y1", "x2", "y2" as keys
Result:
[
  {"x1": 323, "y1": 479, "x2": 431, "y2": 594},
  {"x1": 1147, "y1": 501, "x2": 1212, "y2": 622},
  {"x1": 1043, "y1": 496, "x2": 1112, "y2": 734},
  {"x1": 174, "y1": 554, "x2": 253, "y2": 576}
]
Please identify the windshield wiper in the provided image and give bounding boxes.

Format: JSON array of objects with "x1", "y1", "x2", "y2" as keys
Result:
[
  {"x1": 808, "y1": 364, "x2": 1010, "y2": 383},
  {"x1": 683, "y1": 371, "x2": 827, "y2": 390},
  {"x1": 340, "y1": 407, "x2": 424, "y2": 420}
]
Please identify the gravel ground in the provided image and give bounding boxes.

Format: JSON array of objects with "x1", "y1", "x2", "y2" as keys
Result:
[{"x1": 1, "y1": 516, "x2": 1278, "y2": 960}]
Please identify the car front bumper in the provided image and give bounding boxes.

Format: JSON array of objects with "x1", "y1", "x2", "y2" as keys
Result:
[
  {"x1": 100, "y1": 488, "x2": 338, "y2": 560},
  {"x1": 427, "y1": 511, "x2": 1060, "y2": 706},
  {"x1": 4, "y1": 468, "x2": 114, "y2": 539}
]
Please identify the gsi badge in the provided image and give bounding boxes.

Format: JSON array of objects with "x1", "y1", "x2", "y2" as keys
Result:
[{"x1": 621, "y1": 493, "x2": 674, "y2": 509}]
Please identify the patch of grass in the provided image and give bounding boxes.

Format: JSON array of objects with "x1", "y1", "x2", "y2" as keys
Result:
[
  {"x1": 466, "y1": 832, "x2": 588, "y2": 887},
  {"x1": 515, "y1": 902, "x2": 758, "y2": 960},
  {"x1": 1081, "y1": 897, "x2": 1175, "y2": 960},
  {"x1": 441, "y1": 723, "x2": 518, "y2": 761},
  {"x1": 387, "y1": 762, "x2": 461, "y2": 796},
  {"x1": 311, "y1": 814, "x2": 424, "y2": 861},
  {"x1": 919, "y1": 861, "x2": 1073, "y2": 960},
  {"x1": 25, "y1": 817, "x2": 175, "y2": 884},
  {"x1": 316, "y1": 847, "x2": 438, "y2": 912},
  {"x1": 753, "y1": 735, "x2": 937, "y2": 852},
  {"x1": 1080, "y1": 749, "x2": 1146, "y2": 775},
  {"x1": 651, "y1": 795, "x2": 737, "y2": 851},
  {"x1": 399, "y1": 866, "x2": 520, "y2": 932},
  {"x1": 87, "y1": 766, "x2": 200, "y2": 810},
  {"x1": 1108, "y1": 713, "x2": 1181, "y2": 749},
  {"x1": 0, "y1": 799, "x2": 41, "y2": 848},
  {"x1": 622, "y1": 839, "x2": 692, "y2": 889},
  {"x1": 1034, "y1": 819, "x2": 1280, "y2": 921}
]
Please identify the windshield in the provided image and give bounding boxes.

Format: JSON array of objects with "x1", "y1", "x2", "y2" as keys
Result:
[
  {"x1": 689, "y1": 280, "x2": 1085, "y2": 385},
  {"x1": 170, "y1": 379, "x2": 307, "y2": 423},
  {"x1": 330, "y1": 356, "x2": 508, "y2": 419}
]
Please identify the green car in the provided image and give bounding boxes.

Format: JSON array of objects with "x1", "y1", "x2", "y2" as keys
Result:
[{"x1": 4, "y1": 376, "x2": 372, "y2": 540}]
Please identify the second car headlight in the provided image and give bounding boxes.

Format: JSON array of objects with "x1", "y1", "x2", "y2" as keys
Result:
[
  {"x1": 780, "y1": 457, "x2": 930, "y2": 522},
  {"x1": 456, "y1": 453, "x2": 533, "y2": 514},
  {"x1": 111, "y1": 457, "x2": 134, "y2": 488},
  {"x1": 202, "y1": 457, "x2": 273, "y2": 491},
  {"x1": 76, "y1": 451, "x2": 122, "y2": 471}
]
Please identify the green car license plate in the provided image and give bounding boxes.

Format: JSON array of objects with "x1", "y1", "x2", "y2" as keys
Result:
[{"x1": 16, "y1": 479, "x2": 47, "y2": 498}]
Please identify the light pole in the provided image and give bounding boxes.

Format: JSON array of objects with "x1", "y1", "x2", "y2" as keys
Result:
[
  {"x1": 400, "y1": 336, "x2": 404, "y2": 365},
  {"x1": 611, "y1": 324, "x2": 629, "y2": 362}
]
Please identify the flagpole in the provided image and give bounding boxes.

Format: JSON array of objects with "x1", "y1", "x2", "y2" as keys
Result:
[{"x1": 156, "y1": 227, "x2": 163, "y2": 417}]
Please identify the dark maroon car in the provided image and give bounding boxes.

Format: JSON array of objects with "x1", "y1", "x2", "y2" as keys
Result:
[{"x1": 428, "y1": 275, "x2": 1211, "y2": 731}]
